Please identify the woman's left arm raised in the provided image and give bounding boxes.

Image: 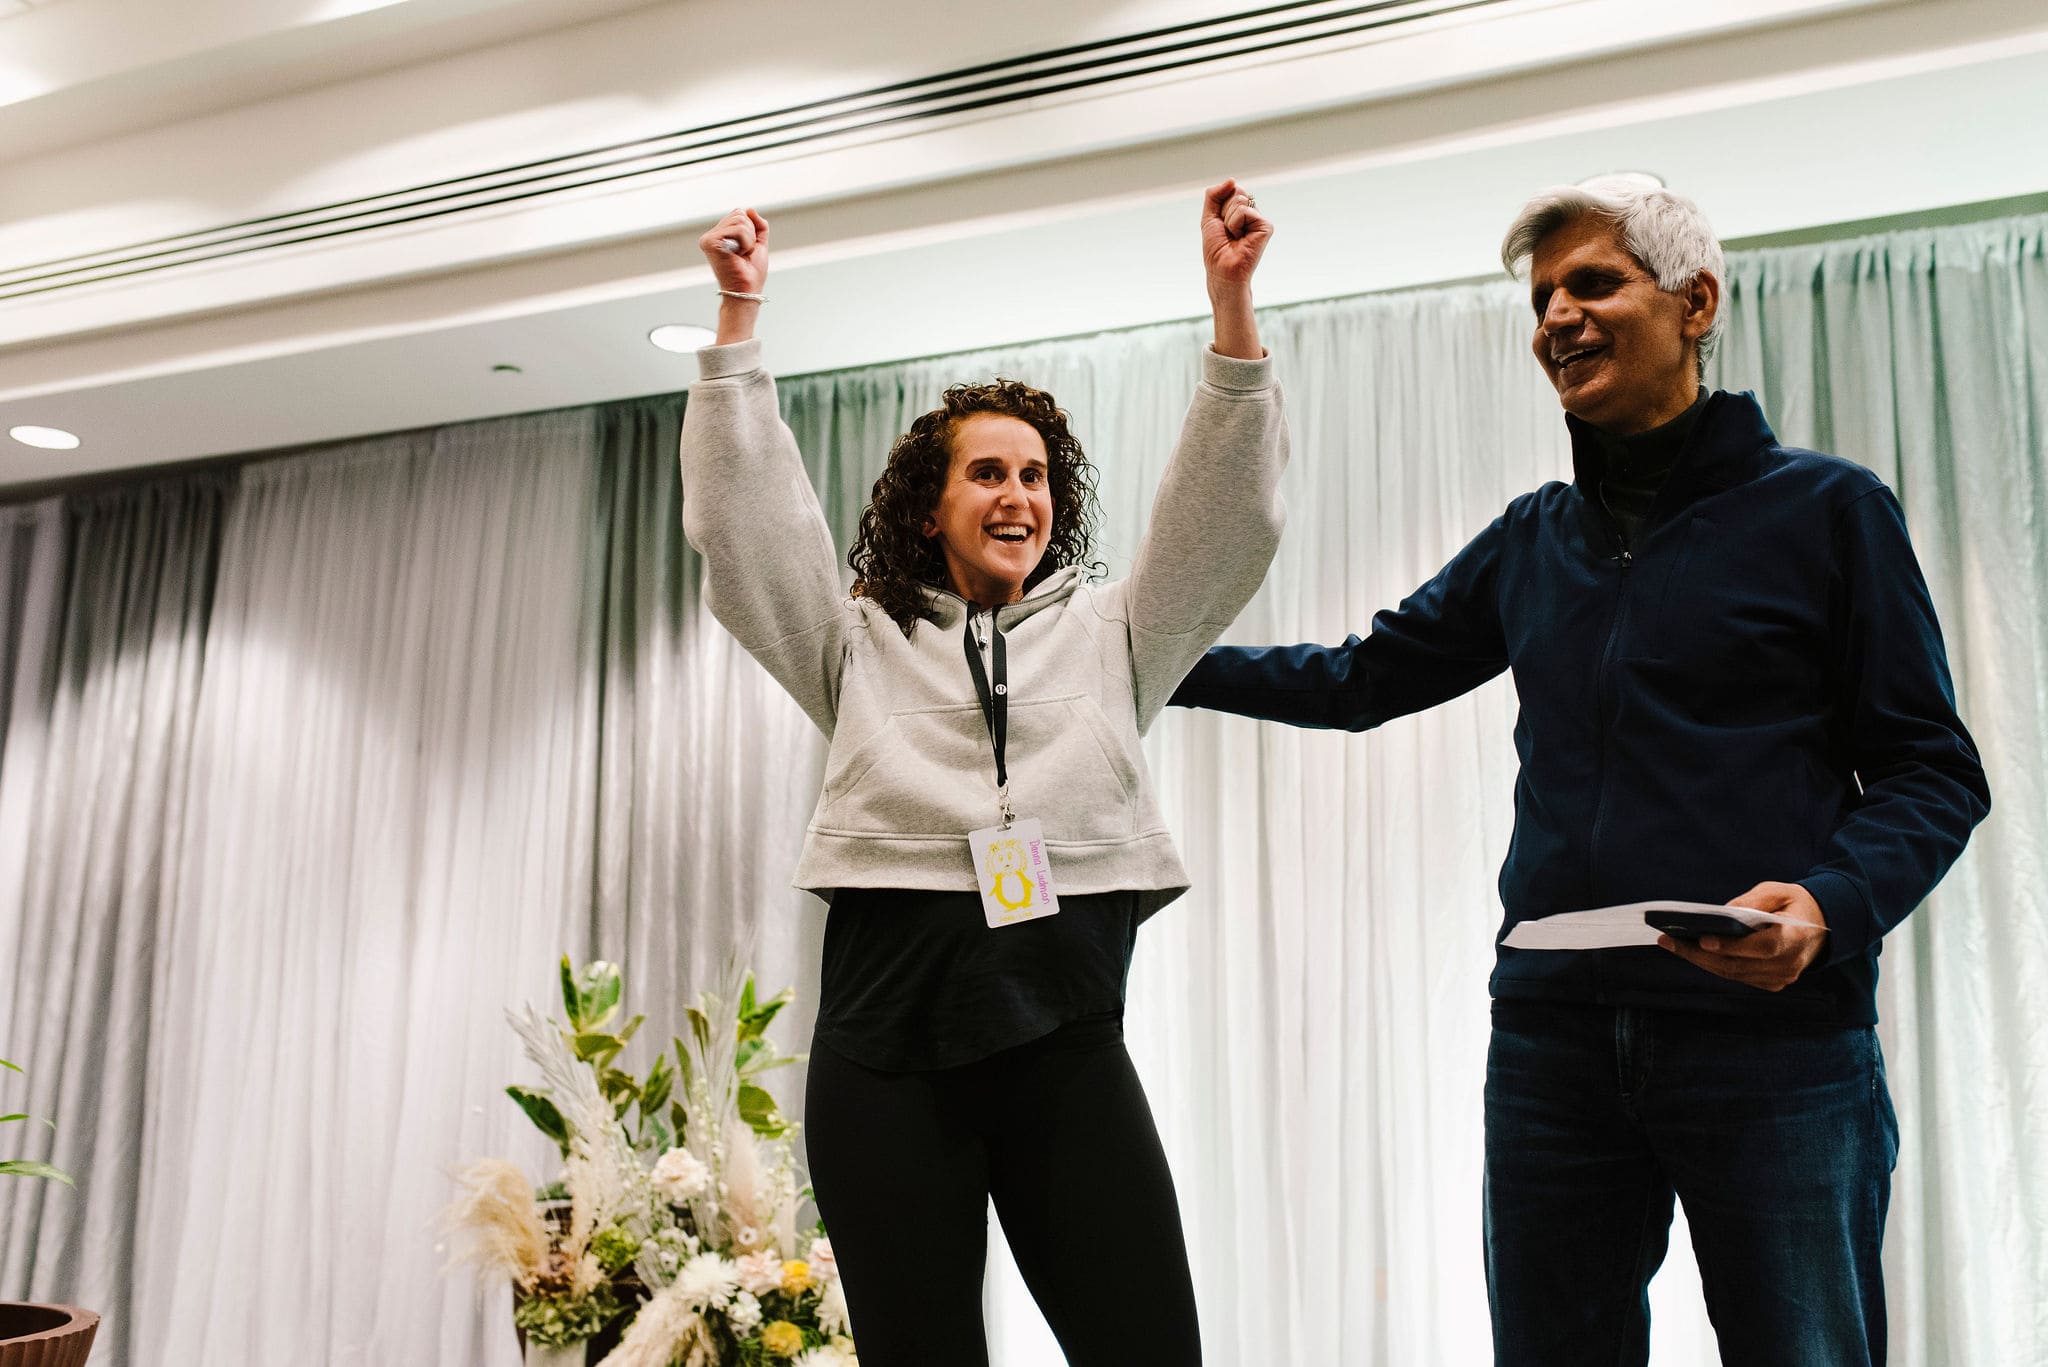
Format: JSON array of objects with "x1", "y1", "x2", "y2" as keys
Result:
[
  {"x1": 1203, "y1": 178, "x2": 1270, "y2": 361},
  {"x1": 1120, "y1": 180, "x2": 1290, "y2": 730}
]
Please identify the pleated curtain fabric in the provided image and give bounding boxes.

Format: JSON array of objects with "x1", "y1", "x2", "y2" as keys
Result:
[
  {"x1": 0, "y1": 215, "x2": 2043, "y2": 1366},
  {"x1": 0, "y1": 481, "x2": 227, "y2": 1367},
  {"x1": 1713, "y1": 220, "x2": 2048, "y2": 1367}
]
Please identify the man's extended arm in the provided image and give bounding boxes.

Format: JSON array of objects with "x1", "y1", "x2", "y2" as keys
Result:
[{"x1": 1168, "y1": 513, "x2": 1512, "y2": 731}]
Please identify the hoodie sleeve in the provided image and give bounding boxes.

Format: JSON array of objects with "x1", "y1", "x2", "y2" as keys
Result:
[
  {"x1": 1120, "y1": 345, "x2": 1290, "y2": 731},
  {"x1": 1798, "y1": 485, "x2": 1991, "y2": 963},
  {"x1": 679, "y1": 339, "x2": 847, "y2": 735}
]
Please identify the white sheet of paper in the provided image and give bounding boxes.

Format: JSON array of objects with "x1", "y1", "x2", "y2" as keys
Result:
[{"x1": 1502, "y1": 899, "x2": 1802, "y2": 950}]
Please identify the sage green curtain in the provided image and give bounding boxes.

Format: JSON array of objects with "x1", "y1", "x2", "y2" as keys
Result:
[{"x1": 1713, "y1": 219, "x2": 2047, "y2": 1366}]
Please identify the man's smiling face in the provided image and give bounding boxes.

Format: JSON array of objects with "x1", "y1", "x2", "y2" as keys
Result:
[{"x1": 1529, "y1": 214, "x2": 1711, "y2": 436}]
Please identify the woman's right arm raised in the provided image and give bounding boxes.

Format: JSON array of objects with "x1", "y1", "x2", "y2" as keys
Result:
[
  {"x1": 705, "y1": 207, "x2": 768, "y2": 344},
  {"x1": 680, "y1": 208, "x2": 848, "y2": 734}
]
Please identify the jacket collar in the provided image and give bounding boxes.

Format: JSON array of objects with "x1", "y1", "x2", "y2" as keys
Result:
[
  {"x1": 917, "y1": 564, "x2": 1082, "y2": 630},
  {"x1": 1567, "y1": 391, "x2": 1778, "y2": 551},
  {"x1": 1567, "y1": 390, "x2": 1777, "y2": 503}
]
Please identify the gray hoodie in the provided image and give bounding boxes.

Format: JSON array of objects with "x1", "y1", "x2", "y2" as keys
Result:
[{"x1": 681, "y1": 338, "x2": 1287, "y2": 912}]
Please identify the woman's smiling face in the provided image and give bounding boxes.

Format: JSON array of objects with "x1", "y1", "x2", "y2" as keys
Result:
[{"x1": 922, "y1": 413, "x2": 1054, "y2": 606}]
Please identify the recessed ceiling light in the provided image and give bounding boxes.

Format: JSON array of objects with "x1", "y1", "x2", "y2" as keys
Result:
[
  {"x1": 10, "y1": 425, "x2": 80, "y2": 450},
  {"x1": 1577, "y1": 170, "x2": 1665, "y2": 190},
  {"x1": 649, "y1": 325, "x2": 716, "y2": 354}
]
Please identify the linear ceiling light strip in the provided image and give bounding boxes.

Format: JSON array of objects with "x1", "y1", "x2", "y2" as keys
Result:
[
  {"x1": 4, "y1": 0, "x2": 1386, "y2": 272},
  {"x1": 0, "y1": 0, "x2": 1471, "y2": 291},
  {"x1": 0, "y1": 0, "x2": 1507, "y2": 300},
  {"x1": 0, "y1": 0, "x2": 1431, "y2": 285}
]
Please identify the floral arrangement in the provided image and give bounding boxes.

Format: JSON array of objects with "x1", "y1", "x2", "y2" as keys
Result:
[{"x1": 443, "y1": 959, "x2": 855, "y2": 1367}]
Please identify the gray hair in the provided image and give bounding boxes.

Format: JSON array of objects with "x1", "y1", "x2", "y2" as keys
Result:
[{"x1": 1500, "y1": 175, "x2": 1725, "y2": 366}]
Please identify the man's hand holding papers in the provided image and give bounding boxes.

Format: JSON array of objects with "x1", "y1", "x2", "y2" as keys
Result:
[{"x1": 1504, "y1": 885, "x2": 1828, "y2": 991}]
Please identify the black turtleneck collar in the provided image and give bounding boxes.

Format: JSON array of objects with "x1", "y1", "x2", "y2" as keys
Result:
[
  {"x1": 1588, "y1": 387, "x2": 1708, "y2": 551},
  {"x1": 1596, "y1": 387, "x2": 1708, "y2": 479}
]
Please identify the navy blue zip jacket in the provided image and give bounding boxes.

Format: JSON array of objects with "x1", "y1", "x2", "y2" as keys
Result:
[{"x1": 1169, "y1": 391, "x2": 1990, "y2": 1024}]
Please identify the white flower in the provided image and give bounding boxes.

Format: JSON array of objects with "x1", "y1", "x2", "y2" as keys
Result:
[
  {"x1": 726, "y1": 1290, "x2": 763, "y2": 1336},
  {"x1": 674, "y1": 1251, "x2": 740, "y2": 1313},
  {"x1": 807, "y1": 1236, "x2": 837, "y2": 1283},
  {"x1": 817, "y1": 1276, "x2": 852, "y2": 1336},
  {"x1": 735, "y1": 1248, "x2": 784, "y2": 1297},
  {"x1": 651, "y1": 1147, "x2": 712, "y2": 1204},
  {"x1": 649, "y1": 1223, "x2": 701, "y2": 1275},
  {"x1": 791, "y1": 1345, "x2": 857, "y2": 1367}
]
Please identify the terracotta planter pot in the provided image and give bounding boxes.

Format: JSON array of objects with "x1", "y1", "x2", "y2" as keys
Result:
[{"x1": 0, "y1": 1303, "x2": 98, "y2": 1367}]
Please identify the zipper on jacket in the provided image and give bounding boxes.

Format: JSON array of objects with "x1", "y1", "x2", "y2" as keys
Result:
[{"x1": 1587, "y1": 543, "x2": 1632, "y2": 903}]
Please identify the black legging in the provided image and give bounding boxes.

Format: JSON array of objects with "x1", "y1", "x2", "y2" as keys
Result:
[{"x1": 804, "y1": 1023, "x2": 1202, "y2": 1366}]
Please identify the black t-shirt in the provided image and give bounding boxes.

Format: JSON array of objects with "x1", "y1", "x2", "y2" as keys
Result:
[{"x1": 814, "y1": 887, "x2": 1141, "y2": 1071}]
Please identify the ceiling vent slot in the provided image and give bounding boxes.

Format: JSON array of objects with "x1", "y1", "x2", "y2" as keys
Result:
[{"x1": 0, "y1": 0, "x2": 1514, "y2": 300}]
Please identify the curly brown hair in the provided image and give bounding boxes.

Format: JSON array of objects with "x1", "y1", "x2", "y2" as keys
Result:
[{"x1": 848, "y1": 379, "x2": 1102, "y2": 636}]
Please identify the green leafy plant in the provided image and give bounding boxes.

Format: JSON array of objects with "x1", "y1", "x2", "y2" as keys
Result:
[
  {"x1": 445, "y1": 957, "x2": 854, "y2": 1364},
  {"x1": 685, "y1": 970, "x2": 802, "y2": 1142},
  {"x1": 507, "y1": 957, "x2": 651, "y2": 1157},
  {"x1": 0, "y1": 1057, "x2": 72, "y2": 1185},
  {"x1": 508, "y1": 957, "x2": 800, "y2": 1159}
]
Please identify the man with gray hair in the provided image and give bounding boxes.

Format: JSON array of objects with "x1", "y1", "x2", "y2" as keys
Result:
[{"x1": 1170, "y1": 177, "x2": 1989, "y2": 1364}]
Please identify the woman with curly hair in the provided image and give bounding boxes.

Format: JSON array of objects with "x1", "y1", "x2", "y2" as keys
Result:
[{"x1": 680, "y1": 182, "x2": 1285, "y2": 1366}]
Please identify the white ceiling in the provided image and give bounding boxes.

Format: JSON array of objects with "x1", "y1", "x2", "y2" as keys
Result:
[
  {"x1": 3, "y1": 0, "x2": 2046, "y2": 491},
  {"x1": 0, "y1": 0, "x2": 668, "y2": 159}
]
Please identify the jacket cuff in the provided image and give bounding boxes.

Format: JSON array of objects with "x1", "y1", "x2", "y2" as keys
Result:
[
  {"x1": 1799, "y1": 870, "x2": 1874, "y2": 965},
  {"x1": 1201, "y1": 344, "x2": 1273, "y2": 393},
  {"x1": 696, "y1": 338, "x2": 762, "y2": 382}
]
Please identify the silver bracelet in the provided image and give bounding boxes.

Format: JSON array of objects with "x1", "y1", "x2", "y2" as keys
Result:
[{"x1": 718, "y1": 289, "x2": 768, "y2": 303}]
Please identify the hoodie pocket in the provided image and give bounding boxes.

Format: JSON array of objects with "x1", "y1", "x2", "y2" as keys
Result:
[{"x1": 815, "y1": 693, "x2": 1140, "y2": 841}]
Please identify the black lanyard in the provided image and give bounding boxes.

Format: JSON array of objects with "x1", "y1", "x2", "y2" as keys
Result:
[{"x1": 962, "y1": 610, "x2": 1008, "y2": 792}]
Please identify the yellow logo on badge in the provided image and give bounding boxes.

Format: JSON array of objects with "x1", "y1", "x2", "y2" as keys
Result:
[{"x1": 986, "y1": 837, "x2": 1036, "y2": 911}]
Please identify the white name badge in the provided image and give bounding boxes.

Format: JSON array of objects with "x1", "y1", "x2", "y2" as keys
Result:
[{"x1": 968, "y1": 817, "x2": 1062, "y2": 928}]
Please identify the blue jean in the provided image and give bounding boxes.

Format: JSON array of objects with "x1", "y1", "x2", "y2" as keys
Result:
[{"x1": 1484, "y1": 1000, "x2": 1899, "y2": 1367}]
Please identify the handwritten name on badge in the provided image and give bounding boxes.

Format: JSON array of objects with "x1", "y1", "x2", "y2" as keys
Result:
[{"x1": 969, "y1": 816, "x2": 1061, "y2": 928}]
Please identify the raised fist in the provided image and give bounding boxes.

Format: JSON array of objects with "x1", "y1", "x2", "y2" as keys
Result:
[
  {"x1": 699, "y1": 207, "x2": 769, "y2": 296},
  {"x1": 1201, "y1": 179, "x2": 1272, "y2": 288}
]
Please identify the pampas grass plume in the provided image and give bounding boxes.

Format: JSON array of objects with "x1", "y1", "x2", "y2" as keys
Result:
[
  {"x1": 593, "y1": 1284, "x2": 716, "y2": 1367},
  {"x1": 441, "y1": 1158, "x2": 550, "y2": 1289}
]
